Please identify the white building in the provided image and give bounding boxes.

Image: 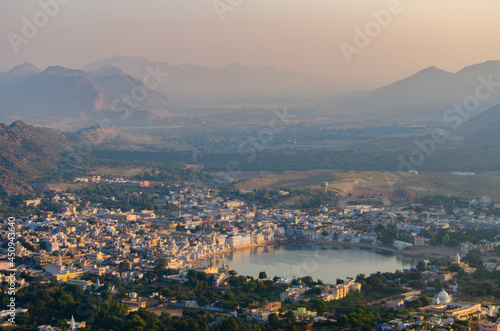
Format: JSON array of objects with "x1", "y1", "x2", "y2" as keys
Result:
[
  {"x1": 393, "y1": 240, "x2": 413, "y2": 250},
  {"x1": 67, "y1": 315, "x2": 86, "y2": 330},
  {"x1": 432, "y1": 289, "x2": 452, "y2": 305},
  {"x1": 226, "y1": 234, "x2": 252, "y2": 248}
]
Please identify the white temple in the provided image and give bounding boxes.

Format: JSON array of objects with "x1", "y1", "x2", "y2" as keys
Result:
[
  {"x1": 67, "y1": 315, "x2": 86, "y2": 330},
  {"x1": 432, "y1": 289, "x2": 452, "y2": 305}
]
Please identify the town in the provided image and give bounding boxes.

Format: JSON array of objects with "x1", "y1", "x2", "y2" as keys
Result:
[
  {"x1": 2, "y1": 1, "x2": 500, "y2": 330},
  {"x1": 0, "y1": 175, "x2": 499, "y2": 330}
]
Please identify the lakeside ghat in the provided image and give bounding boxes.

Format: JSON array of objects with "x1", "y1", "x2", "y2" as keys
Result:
[{"x1": 212, "y1": 244, "x2": 418, "y2": 283}]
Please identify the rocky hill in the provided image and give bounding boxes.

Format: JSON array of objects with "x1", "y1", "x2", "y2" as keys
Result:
[{"x1": 0, "y1": 121, "x2": 74, "y2": 195}]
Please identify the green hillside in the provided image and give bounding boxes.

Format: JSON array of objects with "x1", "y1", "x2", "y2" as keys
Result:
[{"x1": 0, "y1": 121, "x2": 73, "y2": 195}]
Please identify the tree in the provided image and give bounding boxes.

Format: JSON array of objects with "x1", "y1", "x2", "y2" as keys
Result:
[
  {"x1": 284, "y1": 310, "x2": 295, "y2": 322},
  {"x1": 306, "y1": 287, "x2": 322, "y2": 296},
  {"x1": 420, "y1": 295, "x2": 431, "y2": 306},
  {"x1": 462, "y1": 250, "x2": 483, "y2": 268},
  {"x1": 221, "y1": 317, "x2": 239, "y2": 331},
  {"x1": 338, "y1": 314, "x2": 350, "y2": 326},
  {"x1": 416, "y1": 260, "x2": 427, "y2": 271},
  {"x1": 258, "y1": 271, "x2": 267, "y2": 279},
  {"x1": 311, "y1": 299, "x2": 328, "y2": 315},
  {"x1": 409, "y1": 280, "x2": 426, "y2": 289},
  {"x1": 268, "y1": 313, "x2": 280, "y2": 325},
  {"x1": 154, "y1": 259, "x2": 167, "y2": 274},
  {"x1": 301, "y1": 276, "x2": 313, "y2": 286},
  {"x1": 128, "y1": 314, "x2": 147, "y2": 329},
  {"x1": 198, "y1": 296, "x2": 209, "y2": 307},
  {"x1": 118, "y1": 261, "x2": 131, "y2": 272}
]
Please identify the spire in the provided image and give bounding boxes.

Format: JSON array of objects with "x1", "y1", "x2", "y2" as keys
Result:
[
  {"x1": 58, "y1": 254, "x2": 62, "y2": 266},
  {"x1": 70, "y1": 315, "x2": 76, "y2": 329}
]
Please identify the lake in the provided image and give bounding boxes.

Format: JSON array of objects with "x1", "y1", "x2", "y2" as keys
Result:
[{"x1": 213, "y1": 244, "x2": 417, "y2": 283}]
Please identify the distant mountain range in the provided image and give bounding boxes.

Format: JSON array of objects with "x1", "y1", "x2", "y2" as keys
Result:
[
  {"x1": 0, "y1": 62, "x2": 168, "y2": 128},
  {"x1": 332, "y1": 60, "x2": 500, "y2": 121},
  {"x1": 84, "y1": 55, "x2": 375, "y2": 99},
  {"x1": 1, "y1": 57, "x2": 500, "y2": 127}
]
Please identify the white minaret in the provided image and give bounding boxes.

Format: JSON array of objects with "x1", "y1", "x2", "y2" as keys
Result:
[
  {"x1": 58, "y1": 254, "x2": 62, "y2": 266},
  {"x1": 455, "y1": 253, "x2": 460, "y2": 264},
  {"x1": 69, "y1": 315, "x2": 76, "y2": 330}
]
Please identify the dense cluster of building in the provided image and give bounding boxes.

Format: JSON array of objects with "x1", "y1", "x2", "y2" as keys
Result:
[{"x1": 1, "y1": 181, "x2": 499, "y2": 329}]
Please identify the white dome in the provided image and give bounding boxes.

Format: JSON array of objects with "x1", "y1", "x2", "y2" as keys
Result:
[
  {"x1": 438, "y1": 290, "x2": 450, "y2": 299},
  {"x1": 437, "y1": 289, "x2": 451, "y2": 303}
]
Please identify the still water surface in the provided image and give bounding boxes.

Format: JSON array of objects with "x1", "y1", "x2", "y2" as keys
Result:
[{"x1": 214, "y1": 245, "x2": 417, "y2": 283}]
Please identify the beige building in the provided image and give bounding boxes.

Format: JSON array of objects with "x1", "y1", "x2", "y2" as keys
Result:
[
  {"x1": 419, "y1": 302, "x2": 481, "y2": 320},
  {"x1": 102, "y1": 212, "x2": 137, "y2": 222},
  {"x1": 320, "y1": 279, "x2": 362, "y2": 301},
  {"x1": 121, "y1": 293, "x2": 147, "y2": 312},
  {"x1": 246, "y1": 309, "x2": 273, "y2": 323}
]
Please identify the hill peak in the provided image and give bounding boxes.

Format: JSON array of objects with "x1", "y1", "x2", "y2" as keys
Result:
[
  {"x1": 43, "y1": 65, "x2": 85, "y2": 77},
  {"x1": 9, "y1": 120, "x2": 28, "y2": 128},
  {"x1": 372, "y1": 66, "x2": 453, "y2": 96},
  {"x1": 0, "y1": 62, "x2": 40, "y2": 83},
  {"x1": 8, "y1": 62, "x2": 40, "y2": 74},
  {"x1": 413, "y1": 66, "x2": 451, "y2": 76}
]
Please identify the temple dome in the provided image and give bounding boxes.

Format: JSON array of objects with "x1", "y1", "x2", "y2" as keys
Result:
[
  {"x1": 438, "y1": 289, "x2": 450, "y2": 300},
  {"x1": 433, "y1": 289, "x2": 452, "y2": 304}
]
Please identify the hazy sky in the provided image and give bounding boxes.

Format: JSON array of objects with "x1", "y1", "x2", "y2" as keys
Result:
[{"x1": 1, "y1": 0, "x2": 500, "y2": 85}]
